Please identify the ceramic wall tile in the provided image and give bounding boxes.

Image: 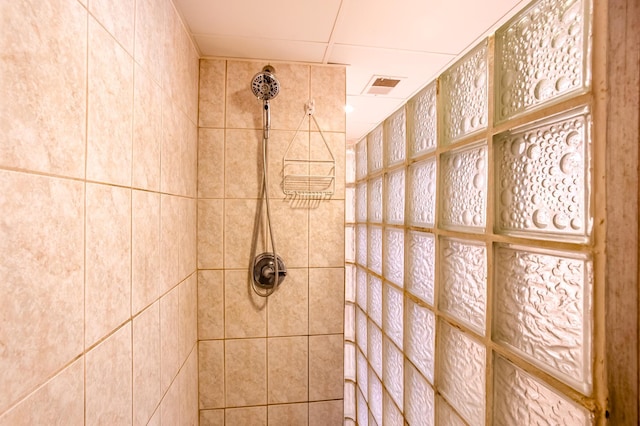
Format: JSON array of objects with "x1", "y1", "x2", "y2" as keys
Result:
[
  {"x1": 133, "y1": 64, "x2": 162, "y2": 191},
  {"x1": 85, "y1": 183, "x2": 131, "y2": 347},
  {"x1": 85, "y1": 324, "x2": 132, "y2": 426},
  {"x1": 310, "y1": 66, "x2": 346, "y2": 133},
  {"x1": 198, "y1": 271, "x2": 224, "y2": 340},
  {"x1": 309, "y1": 200, "x2": 345, "y2": 267},
  {"x1": 198, "y1": 129, "x2": 225, "y2": 198},
  {"x1": 268, "y1": 403, "x2": 309, "y2": 426},
  {"x1": 268, "y1": 268, "x2": 309, "y2": 337},
  {"x1": 225, "y1": 270, "x2": 267, "y2": 338},
  {"x1": 88, "y1": 0, "x2": 134, "y2": 55},
  {"x1": 199, "y1": 59, "x2": 226, "y2": 128},
  {"x1": 0, "y1": 359, "x2": 83, "y2": 426},
  {"x1": 180, "y1": 349, "x2": 200, "y2": 426},
  {"x1": 309, "y1": 268, "x2": 345, "y2": 335},
  {"x1": 200, "y1": 409, "x2": 224, "y2": 426},
  {"x1": 160, "y1": 375, "x2": 180, "y2": 426},
  {"x1": 0, "y1": 0, "x2": 87, "y2": 178},
  {"x1": 198, "y1": 199, "x2": 224, "y2": 269},
  {"x1": 309, "y1": 334, "x2": 344, "y2": 401},
  {"x1": 160, "y1": 287, "x2": 180, "y2": 393},
  {"x1": 225, "y1": 339, "x2": 267, "y2": 407},
  {"x1": 225, "y1": 129, "x2": 262, "y2": 198},
  {"x1": 199, "y1": 340, "x2": 225, "y2": 409},
  {"x1": 87, "y1": 18, "x2": 133, "y2": 186},
  {"x1": 134, "y1": 0, "x2": 164, "y2": 83},
  {"x1": 0, "y1": 171, "x2": 84, "y2": 414},
  {"x1": 309, "y1": 400, "x2": 344, "y2": 426},
  {"x1": 225, "y1": 406, "x2": 266, "y2": 425},
  {"x1": 179, "y1": 274, "x2": 198, "y2": 363},
  {"x1": 268, "y1": 336, "x2": 309, "y2": 404},
  {"x1": 160, "y1": 194, "x2": 181, "y2": 292},
  {"x1": 133, "y1": 302, "x2": 161, "y2": 426},
  {"x1": 132, "y1": 190, "x2": 161, "y2": 315},
  {"x1": 224, "y1": 199, "x2": 263, "y2": 269},
  {"x1": 269, "y1": 201, "x2": 309, "y2": 268}
]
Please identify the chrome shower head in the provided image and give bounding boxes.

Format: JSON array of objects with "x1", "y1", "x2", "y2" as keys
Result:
[{"x1": 251, "y1": 66, "x2": 280, "y2": 101}]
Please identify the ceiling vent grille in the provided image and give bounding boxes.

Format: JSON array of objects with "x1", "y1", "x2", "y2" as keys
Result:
[{"x1": 362, "y1": 75, "x2": 404, "y2": 95}]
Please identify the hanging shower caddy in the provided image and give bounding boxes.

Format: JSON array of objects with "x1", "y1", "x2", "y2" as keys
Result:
[{"x1": 282, "y1": 100, "x2": 336, "y2": 200}]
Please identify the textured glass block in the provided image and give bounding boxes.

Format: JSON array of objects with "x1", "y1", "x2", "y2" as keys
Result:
[
  {"x1": 439, "y1": 237, "x2": 487, "y2": 334},
  {"x1": 369, "y1": 368, "x2": 383, "y2": 426},
  {"x1": 356, "y1": 138, "x2": 367, "y2": 181},
  {"x1": 384, "y1": 228, "x2": 404, "y2": 287},
  {"x1": 441, "y1": 142, "x2": 487, "y2": 231},
  {"x1": 368, "y1": 177, "x2": 383, "y2": 223},
  {"x1": 345, "y1": 342, "x2": 356, "y2": 381},
  {"x1": 407, "y1": 231, "x2": 435, "y2": 305},
  {"x1": 346, "y1": 145, "x2": 356, "y2": 184},
  {"x1": 368, "y1": 125, "x2": 383, "y2": 173},
  {"x1": 405, "y1": 361, "x2": 435, "y2": 426},
  {"x1": 438, "y1": 321, "x2": 486, "y2": 425},
  {"x1": 494, "y1": 244, "x2": 592, "y2": 393},
  {"x1": 437, "y1": 396, "x2": 466, "y2": 426},
  {"x1": 408, "y1": 81, "x2": 437, "y2": 157},
  {"x1": 386, "y1": 107, "x2": 406, "y2": 166},
  {"x1": 494, "y1": 0, "x2": 591, "y2": 123},
  {"x1": 368, "y1": 275, "x2": 382, "y2": 327},
  {"x1": 346, "y1": 264, "x2": 356, "y2": 303},
  {"x1": 440, "y1": 40, "x2": 488, "y2": 145},
  {"x1": 495, "y1": 107, "x2": 591, "y2": 242},
  {"x1": 357, "y1": 387, "x2": 368, "y2": 426},
  {"x1": 345, "y1": 225, "x2": 355, "y2": 263},
  {"x1": 383, "y1": 284, "x2": 403, "y2": 349},
  {"x1": 383, "y1": 392, "x2": 403, "y2": 426},
  {"x1": 383, "y1": 338, "x2": 403, "y2": 409},
  {"x1": 406, "y1": 298, "x2": 435, "y2": 383},
  {"x1": 356, "y1": 308, "x2": 367, "y2": 355},
  {"x1": 356, "y1": 225, "x2": 367, "y2": 266},
  {"x1": 386, "y1": 168, "x2": 405, "y2": 225},
  {"x1": 356, "y1": 267, "x2": 367, "y2": 311},
  {"x1": 368, "y1": 321, "x2": 383, "y2": 378},
  {"x1": 357, "y1": 349, "x2": 368, "y2": 400},
  {"x1": 346, "y1": 187, "x2": 355, "y2": 223},
  {"x1": 345, "y1": 304, "x2": 355, "y2": 342},
  {"x1": 368, "y1": 226, "x2": 382, "y2": 275},
  {"x1": 493, "y1": 355, "x2": 592, "y2": 426},
  {"x1": 345, "y1": 381, "x2": 356, "y2": 421},
  {"x1": 408, "y1": 158, "x2": 436, "y2": 227},
  {"x1": 356, "y1": 182, "x2": 367, "y2": 223}
]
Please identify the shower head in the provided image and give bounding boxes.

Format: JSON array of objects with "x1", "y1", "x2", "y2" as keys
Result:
[{"x1": 251, "y1": 66, "x2": 280, "y2": 101}]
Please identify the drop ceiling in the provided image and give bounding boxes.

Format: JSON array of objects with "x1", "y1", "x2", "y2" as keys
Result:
[{"x1": 173, "y1": 0, "x2": 529, "y2": 143}]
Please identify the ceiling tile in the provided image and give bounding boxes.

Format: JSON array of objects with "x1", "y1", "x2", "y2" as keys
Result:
[
  {"x1": 196, "y1": 35, "x2": 327, "y2": 63},
  {"x1": 330, "y1": 44, "x2": 454, "y2": 97},
  {"x1": 332, "y1": 0, "x2": 525, "y2": 54},
  {"x1": 346, "y1": 95, "x2": 406, "y2": 142},
  {"x1": 174, "y1": 0, "x2": 342, "y2": 42}
]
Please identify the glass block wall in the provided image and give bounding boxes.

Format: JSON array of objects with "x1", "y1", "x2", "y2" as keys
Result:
[{"x1": 344, "y1": 0, "x2": 603, "y2": 423}]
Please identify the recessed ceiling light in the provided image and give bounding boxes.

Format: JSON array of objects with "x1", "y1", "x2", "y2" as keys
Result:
[{"x1": 344, "y1": 104, "x2": 354, "y2": 114}]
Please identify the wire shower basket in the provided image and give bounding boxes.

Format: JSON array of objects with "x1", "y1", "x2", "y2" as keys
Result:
[{"x1": 282, "y1": 100, "x2": 335, "y2": 200}]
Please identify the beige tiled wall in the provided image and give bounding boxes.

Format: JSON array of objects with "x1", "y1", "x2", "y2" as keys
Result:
[
  {"x1": 197, "y1": 59, "x2": 346, "y2": 425},
  {"x1": 0, "y1": 0, "x2": 199, "y2": 424}
]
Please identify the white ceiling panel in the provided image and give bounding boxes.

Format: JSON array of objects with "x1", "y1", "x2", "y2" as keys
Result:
[
  {"x1": 196, "y1": 35, "x2": 328, "y2": 63},
  {"x1": 330, "y1": 44, "x2": 454, "y2": 97},
  {"x1": 346, "y1": 95, "x2": 407, "y2": 142},
  {"x1": 173, "y1": 0, "x2": 342, "y2": 42},
  {"x1": 332, "y1": 0, "x2": 525, "y2": 54}
]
